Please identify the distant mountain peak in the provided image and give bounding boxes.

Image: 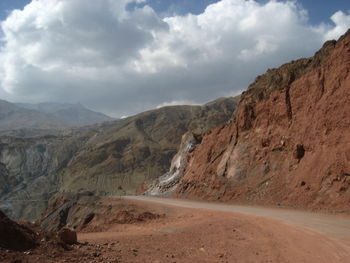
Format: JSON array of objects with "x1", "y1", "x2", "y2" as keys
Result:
[{"x1": 0, "y1": 100, "x2": 114, "y2": 132}]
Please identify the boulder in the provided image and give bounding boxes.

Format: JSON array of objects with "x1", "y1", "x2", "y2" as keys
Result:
[{"x1": 58, "y1": 228, "x2": 77, "y2": 244}]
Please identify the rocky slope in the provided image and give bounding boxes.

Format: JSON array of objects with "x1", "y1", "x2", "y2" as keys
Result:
[
  {"x1": 0, "y1": 97, "x2": 238, "y2": 220},
  {"x1": 175, "y1": 30, "x2": 350, "y2": 211}
]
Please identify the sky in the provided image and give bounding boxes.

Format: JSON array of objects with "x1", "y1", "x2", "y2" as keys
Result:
[{"x1": 0, "y1": 0, "x2": 349, "y2": 117}]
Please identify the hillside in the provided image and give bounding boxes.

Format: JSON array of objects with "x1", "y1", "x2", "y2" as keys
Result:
[
  {"x1": 174, "y1": 30, "x2": 350, "y2": 211},
  {"x1": 59, "y1": 97, "x2": 239, "y2": 195}
]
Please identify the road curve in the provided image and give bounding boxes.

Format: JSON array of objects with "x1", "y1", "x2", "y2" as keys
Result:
[{"x1": 124, "y1": 196, "x2": 350, "y2": 245}]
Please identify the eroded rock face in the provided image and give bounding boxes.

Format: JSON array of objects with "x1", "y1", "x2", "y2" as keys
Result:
[
  {"x1": 176, "y1": 30, "x2": 350, "y2": 210},
  {"x1": 0, "y1": 135, "x2": 88, "y2": 220}
]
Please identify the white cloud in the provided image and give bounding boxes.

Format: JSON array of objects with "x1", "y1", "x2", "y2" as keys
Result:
[
  {"x1": 0, "y1": 0, "x2": 349, "y2": 117},
  {"x1": 323, "y1": 10, "x2": 350, "y2": 41}
]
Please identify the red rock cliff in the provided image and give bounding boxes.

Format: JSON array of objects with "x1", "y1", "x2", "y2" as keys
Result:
[{"x1": 176, "y1": 30, "x2": 350, "y2": 210}]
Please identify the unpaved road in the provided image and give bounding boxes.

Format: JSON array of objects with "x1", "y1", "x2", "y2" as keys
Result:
[
  {"x1": 124, "y1": 196, "x2": 350, "y2": 261},
  {"x1": 78, "y1": 196, "x2": 350, "y2": 263},
  {"x1": 125, "y1": 196, "x2": 350, "y2": 242}
]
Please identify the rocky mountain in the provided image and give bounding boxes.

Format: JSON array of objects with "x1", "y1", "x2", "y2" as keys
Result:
[
  {"x1": 0, "y1": 97, "x2": 238, "y2": 220},
  {"x1": 172, "y1": 30, "x2": 350, "y2": 211},
  {"x1": 16, "y1": 102, "x2": 113, "y2": 126}
]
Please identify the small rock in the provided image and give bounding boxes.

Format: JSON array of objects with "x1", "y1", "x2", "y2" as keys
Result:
[{"x1": 132, "y1": 248, "x2": 138, "y2": 256}]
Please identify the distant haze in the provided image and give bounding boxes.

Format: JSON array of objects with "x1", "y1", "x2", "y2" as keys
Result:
[{"x1": 0, "y1": 0, "x2": 349, "y2": 117}]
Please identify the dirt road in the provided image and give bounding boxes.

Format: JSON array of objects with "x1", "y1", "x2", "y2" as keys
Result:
[
  {"x1": 125, "y1": 196, "x2": 350, "y2": 242},
  {"x1": 77, "y1": 196, "x2": 350, "y2": 262}
]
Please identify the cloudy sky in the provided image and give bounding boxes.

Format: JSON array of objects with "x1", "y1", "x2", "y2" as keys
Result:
[{"x1": 0, "y1": 0, "x2": 349, "y2": 117}]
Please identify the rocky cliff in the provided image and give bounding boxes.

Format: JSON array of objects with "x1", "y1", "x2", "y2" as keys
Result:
[
  {"x1": 0, "y1": 97, "x2": 238, "y2": 220},
  {"x1": 176, "y1": 30, "x2": 350, "y2": 211}
]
